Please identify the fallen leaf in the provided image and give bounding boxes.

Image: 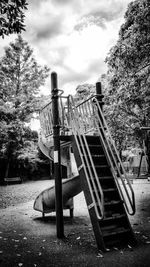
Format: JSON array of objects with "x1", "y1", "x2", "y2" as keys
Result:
[
  {"x1": 120, "y1": 250, "x2": 124, "y2": 254},
  {"x1": 15, "y1": 240, "x2": 19, "y2": 242},
  {"x1": 17, "y1": 254, "x2": 21, "y2": 257},
  {"x1": 146, "y1": 241, "x2": 150, "y2": 244},
  {"x1": 76, "y1": 236, "x2": 80, "y2": 240},
  {"x1": 42, "y1": 239, "x2": 46, "y2": 242},
  {"x1": 0, "y1": 237, "x2": 2, "y2": 239},
  {"x1": 113, "y1": 247, "x2": 118, "y2": 250},
  {"x1": 97, "y1": 252, "x2": 103, "y2": 258},
  {"x1": 142, "y1": 235, "x2": 148, "y2": 239},
  {"x1": 39, "y1": 252, "x2": 42, "y2": 256},
  {"x1": 128, "y1": 245, "x2": 132, "y2": 249},
  {"x1": 18, "y1": 263, "x2": 23, "y2": 266},
  {"x1": 0, "y1": 251, "x2": 3, "y2": 254}
]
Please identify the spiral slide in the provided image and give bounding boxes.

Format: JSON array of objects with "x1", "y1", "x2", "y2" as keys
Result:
[
  {"x1": 33, "y1": 175, "x2": 81, "y2": 216},
  {"x1": 34, "y1": 137, "x2": 81, "y2": 216}
]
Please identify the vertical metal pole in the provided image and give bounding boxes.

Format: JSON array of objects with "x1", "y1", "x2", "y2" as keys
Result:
[
  {"x1": 51, "y1": 72, "x2": 64, "y2": 238},
  {"x1": 96, "y1": 82, "x2": 104, "y2": 127},
  {"x1": 96, "y1": 82, "x2": 104, "y2": 111}
]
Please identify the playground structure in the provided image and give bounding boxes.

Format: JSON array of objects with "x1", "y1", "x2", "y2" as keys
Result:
[{"x1": 34, "y1": 72, "x2": 136, "y2": 251}]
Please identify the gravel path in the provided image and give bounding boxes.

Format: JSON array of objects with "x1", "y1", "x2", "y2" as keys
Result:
[
  {"x1": 0, "y1": 179, "x2": 150, "y2": 266},
  {"x1": 0, "y1": 180, "x2": 54, "y2": 209}
]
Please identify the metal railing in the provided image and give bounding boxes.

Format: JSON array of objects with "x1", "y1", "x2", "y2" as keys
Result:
[
  {"x1": 94, "y1": 97, "x2": 135, "y2": 215},
  {"x1": 66, "y1": 95, "x2": 104, "y2": 219},
  {"x1": 39, "y1": 92, "x2": 135, "y2": 216},
  {"x1": 39, "y1": 93, "x2": 68, "y2": 138},
  {"x1": 66, "y1": 94, "x2": 135, "y2": 216}
]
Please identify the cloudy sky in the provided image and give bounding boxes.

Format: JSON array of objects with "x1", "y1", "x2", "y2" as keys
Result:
[{"x1": 0, "y1": 0, "x2": 132, "y2": 95}]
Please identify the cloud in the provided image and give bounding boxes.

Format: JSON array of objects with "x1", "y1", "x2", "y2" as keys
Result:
[
  {"x1": 74, "y1": 16, "x2": 106, "y2": 31},
  {"x1": 74, "y1": 0, "x2": 131, "y2": 32},
  {"x1": 24, "y1": 2, "x2": 66, "y2": 42},
  {"x1": 33, "y1": 16, "x2": 64, "y2": 41},
  {"x1": 52, "y1": 0, "x2": 75, "y2": 5},
  {"x1": 0, "y1": 0, "x2": 132, "y2": 96}
]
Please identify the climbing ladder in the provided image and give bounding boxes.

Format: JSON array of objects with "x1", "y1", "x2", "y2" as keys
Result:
[{"x1": 39, "y1": 88, "x2": 136, "y2": 251}]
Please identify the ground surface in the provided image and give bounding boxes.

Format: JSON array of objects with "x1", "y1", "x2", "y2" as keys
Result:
[{"x1": 0, "y1": 179, "x2": 150, "y2": 267}]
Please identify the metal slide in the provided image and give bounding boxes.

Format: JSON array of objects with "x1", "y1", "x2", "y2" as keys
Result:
[
  {"x1": 34, "y1": 134, "x2": 81, "y2": 217},
  {"x1": 33, "y1": 174, "x2": 81, "y2": 217}
]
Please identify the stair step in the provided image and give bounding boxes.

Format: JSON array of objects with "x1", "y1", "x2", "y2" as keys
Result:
[
  {"x1": 82, "y1": 154, "x2": 107, "y2": 165},
  {"x1": 88, "y1": 145, "x2": 103, "y2": 154},
  {"x1": 104, "y1": 200, "x2": 123, "y2": 206},
  {"x1": 95, "y1": 165, "x2": 109, "y2": 168},
  {"x1": 99, "y1": 214, "x2": 129, "y2": 231},
  {"x1": 103, "y1": 188, "x2": 117, "y2": 192},
  {"x1": 102, "y1": 214, "x2": 126, "y2": 222},
  {"x1": 103, "y1": 227, "x2": 130, "y2": 238},
  {"x1": 86, "y1": 135, "x2": 101, "y2": 144},
  {"x1": 91, "y1": 155, "x2": 107, "y2": 164},
  {"x1": 88, "y1": 144, "x2": 102, "y2": 147},
  {"x1": 99, "y1": 176, "x2": 113, "y2": 180},
  {"x1": 91, "y1": 155, "x2": 105, "y2": 158}
]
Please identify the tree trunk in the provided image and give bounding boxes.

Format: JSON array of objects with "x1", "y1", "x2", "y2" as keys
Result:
[{"x1": 5, "y1": 159, "x2": 10, "y2": 178}]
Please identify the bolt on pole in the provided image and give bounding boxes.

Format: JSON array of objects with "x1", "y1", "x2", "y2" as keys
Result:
[{"x1": 51, "y1": 72, "x2": 64, "y2": 238}]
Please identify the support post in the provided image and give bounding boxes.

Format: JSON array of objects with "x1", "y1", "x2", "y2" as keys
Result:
[
  {"x1": 96, "y1": 82, "x2": 104, "y2": 128},
  {"x1": 51, "y1": 72, "x2": 64, "y2": 238},
  {"x1": 96, "y1": 82, "x2": 104, "y2": 111}
]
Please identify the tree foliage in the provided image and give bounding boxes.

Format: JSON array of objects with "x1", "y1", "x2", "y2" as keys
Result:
[
  {"x1": 74, "y1": 83, "x2": 95, "y2": 104},
  {"x1": 105, "y1": 0, "x2": 150, "y2": 152},
  {"x1": 0, "y1": 35, "x2": 50, "y2": 178},
  {"x1": 0, "y1": 0, "x2": 28, "y2": 37}
]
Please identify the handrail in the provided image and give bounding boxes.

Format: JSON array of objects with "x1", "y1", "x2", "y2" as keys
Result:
[
  {"x1": 39, "y1": 95, "x2": 69, "y2": 138},
  {"x1": 93, "y1": 97, "x2": 135, "y2": 215},
  {"x1": 39, "y1": 91, "x2": 135, "y2": 216},
  {"x1": 66, "y1": 94, "x2": 135, "y2": 216},
  {"x1": 68, "y1": 95, "x2": 135, "y2": 215},
  {"x1": 66, "y1": 95, "x2": 104, "y2": 219}
]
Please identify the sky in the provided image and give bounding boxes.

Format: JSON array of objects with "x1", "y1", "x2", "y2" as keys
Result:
[{"x1": 0, "y1": 0, "x2": 132, "y2": 96}]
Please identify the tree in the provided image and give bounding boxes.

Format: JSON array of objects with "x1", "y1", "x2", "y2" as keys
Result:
[
  {"x1": 74, "y1": 83, "x2": 96, "y2": 104},
  {"x1": 105, "y1": 0, "x2": 150, "y2": 153},
  {"x1": 0, "y1": 35, "x2": 50, "y2": 178},
  {"x1": 0, "y1": 0, "x2": 28, "y2": 37}
]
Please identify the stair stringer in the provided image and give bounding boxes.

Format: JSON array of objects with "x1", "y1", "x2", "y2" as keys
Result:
[
  {"x1": 71, "y1": 135, "x2": 136, "y2": 251},
  {"x1": 71, "y1": 136, "x2": 106, "y2": 251}
]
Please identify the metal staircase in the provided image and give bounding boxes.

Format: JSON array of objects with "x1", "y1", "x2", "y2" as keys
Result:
[
  {"x1": 66, "y1": 94, "x2": 136, "y2": 251},
  {"x1": 39, "y1": 88, "x2": 136, "y2": 251}
]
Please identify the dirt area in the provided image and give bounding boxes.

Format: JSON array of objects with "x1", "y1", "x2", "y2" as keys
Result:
[{"x1": 0, "y1": 179, "x2": 150, "y2": 267}]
